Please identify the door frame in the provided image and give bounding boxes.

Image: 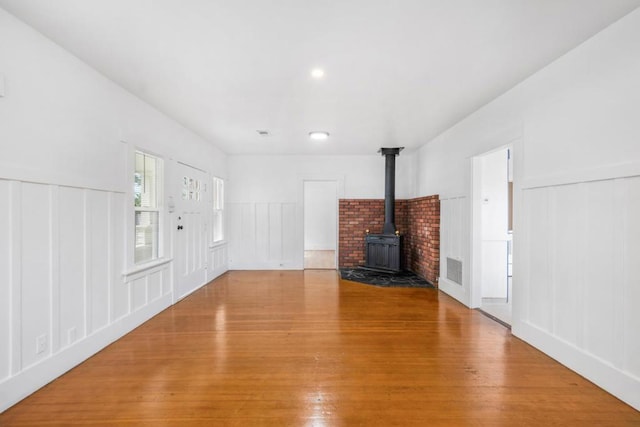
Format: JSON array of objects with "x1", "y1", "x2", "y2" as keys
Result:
[
  {"x1": 470, "y1": 144, "x2": 513, "y2": 309},
  {"x1": 298, "y1": 175, "x2": 345, "y2": 270}
]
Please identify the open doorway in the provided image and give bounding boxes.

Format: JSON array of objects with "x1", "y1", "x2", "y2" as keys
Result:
[
  {"x1": 303, "y1": 180, "x2": 337, "y2": 269},
  {"x1": 472, "y1": 146, "x2": 513, "y2": 325}
]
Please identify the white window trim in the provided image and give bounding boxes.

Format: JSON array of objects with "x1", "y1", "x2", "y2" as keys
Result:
[{"x1": 132, "y1": 148, "x2": 165, "y2": 266}]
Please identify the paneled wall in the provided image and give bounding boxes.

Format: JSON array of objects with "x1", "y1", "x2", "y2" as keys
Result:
[
  {"x1": 0, "y1": 8, "x2": 228, "y2": 412},
  {"x1": 0, "y1": 179, "x2": 173, "y2": 410},
  {"x1": 227, "y1": 202, "x2": 297, "y2": 269},
  {"x1": 438, "y1": 197, "x2": 469, "y2": 303},
  {"x1": 415, "y1": 8, "x2": 640, "y2": 410},
  {"x1": 519, "y1": 175, "x2": 640, "y2": 389}
]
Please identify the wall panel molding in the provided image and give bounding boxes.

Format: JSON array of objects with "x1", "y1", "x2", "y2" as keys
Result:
[{"x1": 518, "y1": 175, "x2": 640, "y2": 410}]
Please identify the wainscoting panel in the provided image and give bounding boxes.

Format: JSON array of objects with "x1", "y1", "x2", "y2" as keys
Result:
[
  {"x1": 87, "y1": 190, "x2": 110, "y2": 334},
  {"x1": 520, "y1": 175, "x2": 640, "y2": 408},
  {"x1": 438, "y1": 196, "x2": 468, "y2": 303},
  {"x1": 20, "y1": 182, "x2": 52, "y2": 370},
  {"x1": 624, "y1": 177, "x2": 640, "y2": 377},
  {"x1": 208, "y1": 244, "x2": 228, "y2": 282},
  {"x1": 110, "y1": 193, "x2": 128, "y2": 321},
  {"x1": 228, "y1": 202, "x2": 299, "y2": 269},
  {"x1": 0, "y1": 180, "x2": 11, "y2": 381},
  {"x1": 0, "y1": 178, "x2": 176, "y2": 412},
  {"x1": 58, "y1": 187, "x2": 87, "y2": 349}
]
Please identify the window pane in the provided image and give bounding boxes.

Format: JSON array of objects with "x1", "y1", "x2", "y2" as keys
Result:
[
  {"x1": 213, "y1": 210, "x2": 223, "y2": 242},
  {"x1": 212, "y1": 177, "x2": 224, "y2": 242},
  {"x1": 134, "y1": 211, "x2": 159, "y2": 263},
  {"x1": 134, "y1": 152, "x2": 157, "y2": 208}
]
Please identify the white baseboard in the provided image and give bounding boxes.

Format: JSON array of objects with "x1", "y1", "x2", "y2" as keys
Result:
[
  {"x1": 514, "y1": 320, "x2": 640, "y2": 411},
  {"x1": 437, "y1": 277, "x2": 470, "y2": 307},
  {"x1": 0, "y1": 294, "x2": 172, "y2": 413}
]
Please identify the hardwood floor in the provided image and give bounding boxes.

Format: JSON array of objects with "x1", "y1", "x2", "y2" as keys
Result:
[{"x1": 1, "y1": 270, "x2": 638, "y2": 426}]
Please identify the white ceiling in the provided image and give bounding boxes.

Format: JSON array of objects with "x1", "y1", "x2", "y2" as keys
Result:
[{"x1": 1, "y1": 0, "x2": 639, "y2": 155}]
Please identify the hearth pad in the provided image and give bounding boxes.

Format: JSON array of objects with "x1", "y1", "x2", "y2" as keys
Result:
[{"x1": 339, "y1": 267, "x2": 434, "y2": 288}]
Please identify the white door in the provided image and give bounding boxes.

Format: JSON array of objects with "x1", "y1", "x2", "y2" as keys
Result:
[{"x1": 175, "y1": 163, "x2": 208, "y2": 299}]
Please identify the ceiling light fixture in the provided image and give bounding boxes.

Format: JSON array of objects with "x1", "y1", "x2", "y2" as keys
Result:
[
  {"x1": 309, "y1": 131, "x2": 330, "y2": 140},
  {"x1": 311, "y1": 68, "x2": 325, "y2": 79}
]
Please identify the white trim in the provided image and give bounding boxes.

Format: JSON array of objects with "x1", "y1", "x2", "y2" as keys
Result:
[
  {"x1": 0, "y1": 294, "x2": 172, "y2": 413},
  {"x1": 122, "y1": 257, "x2": 172, "y2": 282},
  {"x1": 208, "y1": 240, "x2": 228, "y2": 249},
  {"x1": 437, "y1": 277, "x2": 469, "y2": 307},
  {"x1": 514, "y1": 320, "x2": 640, "y2": 411},
  {"x1": 522, "y1": 161, "x2": 640, "y2": 190}
]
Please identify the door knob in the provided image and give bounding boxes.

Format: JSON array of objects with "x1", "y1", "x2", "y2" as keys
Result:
[{"x1": 177, "y1": 225, "x2": 183, "y2": 230}]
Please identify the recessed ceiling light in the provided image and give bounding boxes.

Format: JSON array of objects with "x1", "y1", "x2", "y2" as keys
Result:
[
  {"x1": 311, "y1": 68, "x2": 325, "y2": 79},
  {"x1": 309, "y1": 131, "x2": 330, "y2": 140}
]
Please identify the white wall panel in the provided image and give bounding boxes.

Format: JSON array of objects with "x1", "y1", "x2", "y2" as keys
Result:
[
  {"x1": 521, "y1": 175, "x2": 640, "y2": 408},
  {"x1": 147, "y1": 270, "x2": 162, "y2": 303},
  {"x1": 208, "y1": 244, "x2": 228, "y2": 282},
  {"x1": 0, "y1": 180, "x2": 11, "y2": 380},
  {"x1": 255, "y1": 203, "x2": 269, "y2": 261},
  {"x1": 624, "y1": 177, "x2": 640, "y2": 377},
  {"x1": 438, "y1": 197, "x2": 469, "y2": 304},
  {"x1": 110, "y1": 193, "x2": 127, "y2": 320},
  {"x1": 548, "y1": 184, "x2": 584, "y2": 346},
  {"x1": 58, "y1": 187, "x2": 85, "y2": 347},
  {"x1": 132, "y1": 277, "x2": 147, "y2": 311},
  {"x1": 20, "y1": 183, "x2": 52, "y2": 368},
  {"x1": 268, "y1": 204, "x2": 283, "y2": 262},
  {"x1": 228, "y1": 202, "x2": 299, "y2": 269},
  {"x1": 87, "y1": 190, "x2": 110, "y2": 333},
  {"x1": 525, "y1": 188, "x2": 551, "y2": 332},
  {"x1": 282, "y1": 203, "x2": 296, "y2": 263},
  {"x1": 584, "y1": 181, "x2": 616, "y2": 363}
]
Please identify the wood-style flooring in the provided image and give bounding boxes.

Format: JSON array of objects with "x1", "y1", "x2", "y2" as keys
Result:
[{"x1": 1, "y1": 270, "x2": 638, "y2": 426}]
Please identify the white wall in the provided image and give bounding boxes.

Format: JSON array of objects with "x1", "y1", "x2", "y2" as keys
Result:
[
  {"x1": 416, "y1": 8, "x2": 640, "y2": 410},
  {"x1": 226, "y1": 154, "x2": 414, "y2": 269},
  {"x1": 0, "y1": 8, "x2": 227, "y2": 412}
]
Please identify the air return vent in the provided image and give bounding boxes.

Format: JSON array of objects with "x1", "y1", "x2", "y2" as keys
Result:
[{"x1": 446, "y1": 258, "x2": 462, "y2": 285}]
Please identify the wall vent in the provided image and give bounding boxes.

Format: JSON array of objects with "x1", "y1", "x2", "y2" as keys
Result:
[{"x1": 446, "y1": 257, "x2": 462, "y2": 285}]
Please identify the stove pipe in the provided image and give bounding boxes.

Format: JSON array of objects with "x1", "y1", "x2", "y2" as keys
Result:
[{"x1": 379, "y1": 147, "x2": 404, "y2": 234}]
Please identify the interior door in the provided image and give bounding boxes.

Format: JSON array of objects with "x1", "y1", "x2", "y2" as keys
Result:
[{"x1": 175, "y1": 163, "x2": 208, "y2": 299}]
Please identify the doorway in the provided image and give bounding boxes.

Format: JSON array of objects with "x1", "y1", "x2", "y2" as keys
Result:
[
  {"x1": 472, "y1": 147, "x2": 513, "y2": 325},
  {"x1": 175, "y1": 162, "x2": 209, "y2": 299},
  {"x1": 303, "y1": 181, "x2": 337, "y2": 269}
]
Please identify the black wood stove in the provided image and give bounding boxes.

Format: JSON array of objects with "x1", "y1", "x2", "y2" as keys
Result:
[{"x1": 364, "y1": 147, "x2": 404, "y2": 272}]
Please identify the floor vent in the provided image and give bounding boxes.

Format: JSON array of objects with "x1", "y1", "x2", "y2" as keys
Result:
[{"x1": 446, "y1": 258, "x2": 462, "y2": 285}]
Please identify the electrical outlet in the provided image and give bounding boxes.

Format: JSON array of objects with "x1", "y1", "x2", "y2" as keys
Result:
[
  {"x1": 68, "y1": 327, "x2": 77, "y2": 344},
  {"x1": 36, "y1": 334, "x2": 47, "y2": 355}
]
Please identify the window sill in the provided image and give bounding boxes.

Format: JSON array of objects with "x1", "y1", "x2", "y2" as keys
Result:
[
  {"x1": 122, "y1": 257, "x2": 173, "y2": 282},
  {"x1": 209, "y1": 240, "x2": 228, "y2": 249}
]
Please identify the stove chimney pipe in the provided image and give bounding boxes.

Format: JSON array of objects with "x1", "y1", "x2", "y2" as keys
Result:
[{"x1": 379, "y1": 147, "x2": 404, "y2": 234}]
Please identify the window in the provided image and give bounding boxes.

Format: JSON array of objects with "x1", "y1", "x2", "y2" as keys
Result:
[
  {"x1": 212, "y1": 176, "x2": 224, "y2": 243},
  {"x1": 134, "y1": 151, "x2": 162, "y2": 264}
]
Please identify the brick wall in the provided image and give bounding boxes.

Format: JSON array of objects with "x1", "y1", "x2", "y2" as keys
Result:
[
  {"x1": 338, "y1": 199, "x2": 407, "y2": 268},
  {"x1": 405, "y1": 196, "x2": 440, "y2": 285},
  {"x1": 338, "y1": 196, "x2": 439, "y2": 285}
]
